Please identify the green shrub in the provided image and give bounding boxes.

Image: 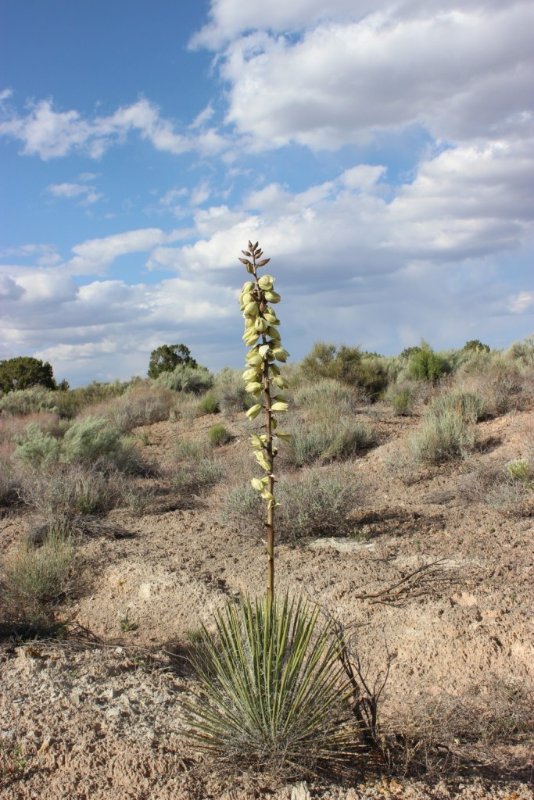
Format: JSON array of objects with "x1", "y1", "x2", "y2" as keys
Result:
[
  {"x1": 385, "y1": 382, "x2": 417, "y2": 415},
  {"x1": 105, "y1": 385, "x2": 174, "y2": 432},
  {"x1": 208, "y1": 424, "x2": 231, "y2": 447},
  {"x1": 213, "y1": 368, "x2": 249, "y2": 414},
  {"x1": 410, "y1": 410, "x2": 476, "y2": 464},
  {"x1": 427, "y1": 389, "x2": 486, "y2": 423},
  {"x1": 506, "y1": 459, "x2": 531, "y2": 483},
  {"x1": 14, "y1": 415, "x2": 145, "y2": 474},
  {"x1": 225, "y1": 467, "x2": 360, "y2": 542},
  {"x1": 156, "y1": 363, "x2": 213, "y2": 394},
  {"x1": 198, "y1": 391, "x2": 220, "y2": 415},
  {"x1": 507, "y1": 335, "x2": 534, "y2": 367},
  {"x1": 185, "y1": 595, "x2": 355, "y2": 773},
  {"x1": 299, "y1": 343, "x2": 388, "y2": 399},
  {"x1": 14, "y1": 423, "x2": 61, "y2": 468},
  {"x1": 287, "y1": 417, "x2": 376, "y2": 466},
  {"x1": 0, "y1": 386, "x2": 60, "y2": 417},
  {"x1": 2, "y1": 529, "x2": 74, "y2": 625},
  {"x1": 294, "y1": 379, "x2": 356, "y2": 416},
  {"x1": 356, "y1": 355, "x2": 389, "y2": 400},
  {"x1": 405, "y1": 342, "x2": 451, "y2": 382},
  {"x1": 62, "y1": 416, "x2": 124, "y2": 464}
]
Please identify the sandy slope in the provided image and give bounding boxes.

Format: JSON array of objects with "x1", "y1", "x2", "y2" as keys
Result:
[{"x1": 1, "y1": 402, "x2": 532, "y2": 798}]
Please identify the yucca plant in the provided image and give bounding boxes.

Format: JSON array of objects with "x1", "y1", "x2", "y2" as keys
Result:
[
  {"x1": 184, "y1": 594, "x2": 355, "y2": 773},
  {"x1": 239, "y1": 241, "x2": 290, "y2": 600},
  {"x1": 185, "y1": 243, "x2": 359, "y2": 775}
]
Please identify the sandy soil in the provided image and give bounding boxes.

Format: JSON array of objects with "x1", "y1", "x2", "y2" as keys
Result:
[{"x1": 1, "y1": 401, "x2": 533, "y2": 798}]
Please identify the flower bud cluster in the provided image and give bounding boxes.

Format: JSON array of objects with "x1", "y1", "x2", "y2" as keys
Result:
[{"x1": 239, "y1": 241, "x2": 290, "y2": 502}]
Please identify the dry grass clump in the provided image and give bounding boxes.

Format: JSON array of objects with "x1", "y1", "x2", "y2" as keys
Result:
[
  {"x1": 426, "y1": 388, "x2": 486, "y2": 423},
  {"x1": 171, "y1": 436, "x2": 225, "y2": 496},
  {"x1": 286, "y1": 416, "x2": 376, "y2": 467},
  {"x1": 383, "y1": 678, "x2": 533, "y2": 777},
  {"x1": 293, "y1": 378, "x2": 358, "y2": 416},
  {"x1": 93, "y1": 384, "x2": 175, "y2": 432},
  {"x1": 172, "y1": 459, "x2": 224, "y2": 495},
  {"x1": 1, "y1": 529, "x2": 75, "y2": 628},
  {"x1": 224, "y1": 465, "x2": 361, "y2": 542},
  {"x1": 0, "y1": 451, "x2": 19, "y2": 507},
  {"x1": 213, "y1": 368, "x2": 249, "y2": 414},
  {"x1": 409, "y1": 404, "x2": 477, "y2": 465},
  {"x1": 0, "y1": 410, "x2": 64, "y2": 447},
  {"x1": 459, "y1": 458, "x2": 534, "y2": 516},
  {"x1": 18, "y1": 462, "x2": 125, "y2": 521},
  {"x1": 384, "y1": 381, "x2": 419, "y2": 416},
  {"x1": 456, "y1": 357, "x2": 524, "y2": 416},
  {"x1": 198, "y1": 390, "x2": 220, "y2": 415}
]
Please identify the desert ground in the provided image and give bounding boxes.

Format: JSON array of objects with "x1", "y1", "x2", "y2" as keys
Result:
[{"x1": 0, "y1": 361, "x2": 533, "y2": 799}]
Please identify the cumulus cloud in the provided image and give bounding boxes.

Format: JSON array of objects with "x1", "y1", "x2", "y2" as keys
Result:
[
  {"x1": 152, "y1": 137, "x2": 534, "y2": 282},
  {"x1": 191, "y1": 0, "x2": 373, "y2": 48},
  {"x1": 0, "y1": 96, "x2": 230, "y2": 161},
  {"x1": 219, "y1": 2, "x2": 534, "y2": 150},
  {"x1": 67, "y1": 228, "x2": 174, "y2": 275},
  {"x1": 2, "y1": 1, "x2": 533, "y2": 382},
  {"x1": 0, "y1": 269, "x2": 237, "y2": 383}
]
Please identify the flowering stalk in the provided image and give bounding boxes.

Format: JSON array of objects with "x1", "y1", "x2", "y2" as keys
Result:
[{"x1": 239, "y1": 242, "x2": 289, "y2": 601}]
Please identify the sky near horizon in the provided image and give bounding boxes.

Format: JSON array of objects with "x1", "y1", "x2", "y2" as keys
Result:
[{"x1": 1, "y1": 0, "x2": 533, "y2": 386}]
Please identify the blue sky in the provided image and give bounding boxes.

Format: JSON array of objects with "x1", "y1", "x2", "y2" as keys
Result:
[{"x1": 1, "y1": 0, "x2": 533, "y2": 386}]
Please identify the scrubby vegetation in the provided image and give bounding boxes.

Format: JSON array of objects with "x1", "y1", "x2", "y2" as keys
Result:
[{"x1": 1, "y1": 324, "x2": 533, "y2": 790}]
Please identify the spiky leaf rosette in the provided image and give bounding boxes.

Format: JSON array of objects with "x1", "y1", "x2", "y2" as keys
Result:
[{"x1": 184, "y1": 594, "x2": 358, "y2": 773}]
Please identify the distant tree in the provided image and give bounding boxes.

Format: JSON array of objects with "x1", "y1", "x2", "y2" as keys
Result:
[
  {"x1": 463, "y1": 339, "x2": 490, "y2": 353},
  {"x1": 400, "y1": 346, "x2": 422, "y2": 360},
  {"x1": 0, "y1": 356, "x2": 57, "y2": 394},
  {"x1": 147, "y1": 344, "x2": 197, "y2": 379}
]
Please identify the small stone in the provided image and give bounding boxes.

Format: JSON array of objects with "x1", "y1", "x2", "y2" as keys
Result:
[{"x1": 70, "y1": 690, "x2": 84, "y2": 706}]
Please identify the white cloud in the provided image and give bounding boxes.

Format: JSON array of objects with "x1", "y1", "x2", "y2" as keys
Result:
[
  {"x1": 0, "y1": 275, "x2": 24, "y2": 300},
  {"x1": 67, "y1": 228, "x2": 172, "y2": 275},
  {"x1": 47, "y1": 181, "x2": 103, "y2": 205},
  {"x1": 220, "y1": 3, "x2": 534, "y2": 150},
  {"x1": 192, "y1": 0, "x2": 372, "y2": 48},
  {"x1": 190, "y1": 180, "x2": 212, "y2": 206},
  {"x1": 0, "y1": 96, "x2": 230, "y2": 161},
  {"x1": 0, "y1": 243, "x2": 61, "y2": 266},
  {"x1": 162, "y1": 138, "x2": 534, "y2": 281},
  {"x1": 1, "y1": 269, "x2": 237, "y2": 383},
  {"x1": 509, "y1": 291, "x2": 534, "y2": 314}
]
